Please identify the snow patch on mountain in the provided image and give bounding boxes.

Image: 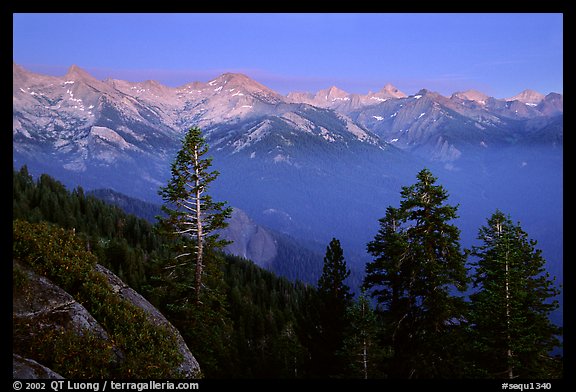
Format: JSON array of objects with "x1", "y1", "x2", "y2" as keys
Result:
[
  {"x1": 320, "y1": 128, "x2": 336, "y2": 142},
  {"x1": 90, "y1": 126, "x2": 135, "y2": 150},
  {"x1": 281, "y1": 112, "x2": 316, "y2": 134},
  {"x1": 231, "y1": 121, "x2": 272, "y2": 153}
]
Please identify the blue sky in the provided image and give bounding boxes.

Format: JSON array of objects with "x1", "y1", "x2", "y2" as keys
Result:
[{"x1": 13, "y1": 13, "x2": 563, "y2": 98}]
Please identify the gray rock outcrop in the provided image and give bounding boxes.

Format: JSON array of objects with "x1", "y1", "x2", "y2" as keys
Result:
[
  {"x1": 95, "y1": 264, "x2": 201, "y2": 378},
  {"x1": 13, "y1": 260, "x2": 201, "y2": 379},
  {"x1": 13, "y1": 354, "x2": 64, "y2": 379}
]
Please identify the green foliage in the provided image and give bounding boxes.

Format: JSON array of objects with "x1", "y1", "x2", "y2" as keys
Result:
[
  {"x1": 147, "y1": 246, "x2": 234, "y2": 378},
  {"x1": 13, "y1": 165, "x2": 159, "y2": 292},
  {"x1": 13, "y1": 219, "x2": 96, "y2": 292},
  {"x1": 340, "y1": 292, "x2": 390, "y2": 379},
  {"x1": 13, "y1": 220, "x2": 184, "y2": 379},
  {"x1": 312, "y1": 238, "x2": 354, "y2": 377},
  {"x1": 222, "y1": 255, "x2": 310, "y2": 378},
  {"x1": 467, "y1": 210, "x2": 562, "y2": 378},
  {"x1": 365, "y1": 206, "x2": 407, "y2": 311},
  {"x1": 13, "y1": 321, "x2": 116, "y2": 379},
  {"x1": 12, "y1": 262, "x2": 29, "y2": 292},
  {"x1": 364, "y1": 168, "x2": 470, "y2": 378},
  {"x1": 158, "y1": 126, "x2": 232, "y2": 303},
  {"x1": 318, "y1": 238, "x2": 353, "y2": 304},
  {"x1": 13, "y1": 167, "x2": 318, "y2": 378}
]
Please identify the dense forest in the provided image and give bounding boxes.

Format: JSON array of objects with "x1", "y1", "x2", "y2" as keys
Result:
[
  {"x1": 13, "y1": 165, "x2": 316, "y2": 378},
  {"x1": 12, "y1": 162, "x2": 563, "y2": 379}
]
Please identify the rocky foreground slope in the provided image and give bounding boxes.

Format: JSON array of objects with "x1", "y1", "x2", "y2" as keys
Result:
[{"x1": 13, "y1": 220, "x2": 201, "y2": 379}]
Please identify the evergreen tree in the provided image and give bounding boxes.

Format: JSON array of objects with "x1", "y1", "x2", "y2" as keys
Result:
[
  {"x1": 468, "y1": 210, "x2": 562, "y2": 378},
  {"x1": 314, "y1": 238, "x2": 353, "y2": 377},
  {"x1": 154, "y1": 127, "x2": 234, "y2": 376},
  {"x1": 318, "y1": 238, "x2": 353, "y2": 305},
  {"x1": 340, "y1": 291, "x2": 385, "y2": 379},
  {"x1": 364, "y1": 206, "x2": 408, "y2": 376},
  {"x1": 364, "y1": 168, "x2": 468, "y2": 378},
  {"x1": 158, "y1": 126, "x2": 232, "y2": 304},
  {"x1": 365, "y1": 206, "x2": 408, "y2": 325}
]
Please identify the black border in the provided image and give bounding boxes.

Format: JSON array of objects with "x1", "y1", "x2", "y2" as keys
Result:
[{"x1": 7, "y1": 1, "x2": 572, "y2": 386}]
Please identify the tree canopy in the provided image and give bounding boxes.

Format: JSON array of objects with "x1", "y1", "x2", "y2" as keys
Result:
[{"x1": 468, "y1": 210, "x2": 562, "y2": 378}]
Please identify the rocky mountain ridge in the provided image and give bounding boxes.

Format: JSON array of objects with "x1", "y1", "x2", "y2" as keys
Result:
[{"x1": 14, "y1": 63, "x2": 562, "y2": 170}]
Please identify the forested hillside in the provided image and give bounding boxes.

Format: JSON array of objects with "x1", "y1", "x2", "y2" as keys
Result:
[
  {"x1": 12, "y1": 166, "x2": 563, "y2": 379},
  {"x1": 13, "y1": 166, "x2": 319, "y2": 377}
]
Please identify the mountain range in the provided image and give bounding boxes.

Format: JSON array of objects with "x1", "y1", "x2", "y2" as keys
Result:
[
  {"x1": 13, "y1": 62, "x2": 562, "y2": 173},
  {"x1": 12, "y1": 63, "x2": 563, "y2": 310}
]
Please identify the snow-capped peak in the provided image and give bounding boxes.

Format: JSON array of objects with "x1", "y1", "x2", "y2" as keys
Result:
[
  {"x1": 378, "y1": 83, "x2": 407, "y2": 98},
  {"x1": 65, "y1": 64, "x2": 97, "y2": 82},
  {"x1": 506, "y1": 89, "x2": 545, "y2": 105},
  {"x1": 206, "y1": 72, "x2": 285, "y2": 104},
  {"x1": 316, "y1": 86, "x2": 350, "y2": 102},
  {"x1": 451, "y1": 89, "x2": 490, "y2": 104}
]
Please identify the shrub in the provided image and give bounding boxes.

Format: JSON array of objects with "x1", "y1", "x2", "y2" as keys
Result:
[{"x1": 13, "y1": 219, "x2": 185, "y2": 378}]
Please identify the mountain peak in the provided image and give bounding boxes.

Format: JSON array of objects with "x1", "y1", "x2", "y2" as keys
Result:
[
  {"x1": 377, "y1": 83, "x2": 407, "y2": 98},
  {"x1": 65, "y1": 64, "x2": 96, "y2": 81},
  {"x1": 13, "y1": 61, "x2": 26, "y2": 73},
  {"x1": 451, "y1": 89, "x2": 490, "y2": 104},
  {"x1": 316, "y1": 86, "x2": 349, "y2": 101},
  {"x1": 212, "y1": 72, "x2": 250, "y2": 84},
  {"x1": 13, "y1": 62, "x2": 30, "y2": 85},
  {"x1": 208, "y1": 72, "x2": 264, "y2": 89},
  {"x1": 506, "y1": 89, "x2": 545, "y2": 104},
  {"x1": 13, "y1": 62, "x2": 28, "y2": 76},
  {"x1": 204, "y1": 72, "x2": 285, "y2": 106},
  {"x1": 208, "y1": 72, "x2": 280, "y2": 95},
  {"x1": 328, "y1": 85, "x2": 347, "y2": 93}
]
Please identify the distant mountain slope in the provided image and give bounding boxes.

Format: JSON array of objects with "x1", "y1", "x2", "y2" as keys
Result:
[
  {"x1": 350, "y1": 88, "x2": 562, "y2": 162},
  {"x1": 88, "y1": 188, "x2": 326, "y2": 283}
]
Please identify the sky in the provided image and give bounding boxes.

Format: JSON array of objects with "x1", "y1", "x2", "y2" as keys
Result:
[{"x1": 12, "y1": 13, "x2": 563, "y2": 98}]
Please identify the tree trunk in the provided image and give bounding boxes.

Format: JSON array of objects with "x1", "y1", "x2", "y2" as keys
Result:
[
  {"x1": 194, "y1": 147, "x2": 203, "y2": 304},
  {"x1": 363, "y1": 338, "x2": 368, "y2": 379},
  {"x1": 497, "y1": 220, "x2": 514, "y2": 379},
  {"x1": 505, "y1": 249, "x2": 513, "y2": 379}
]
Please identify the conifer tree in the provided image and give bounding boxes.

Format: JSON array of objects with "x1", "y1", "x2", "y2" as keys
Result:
[
  {"x1": 365, "y1": 206, "x2": 408, "y2": 326},
  {"x1": 158, "y1": 126, "x2": 232, "y2": 303},
  {"x1": 364, "y1": 168, "x2": 468, "y2": 378},
  {"x1": 341, "y1": 291, "x2": 384, "y2": 379},
  {"x1": 318, "y1": 238, "x2": 353, "y2": 305},
  {"x1": 468, "y1": 210, "x2": 562, "y2": 378},
  {"x1": 315, "y1": 237, "x2": 353, "y2": 377},
  {"x1": 155, "y1": 127, "x2": 234, "y2": 376}
]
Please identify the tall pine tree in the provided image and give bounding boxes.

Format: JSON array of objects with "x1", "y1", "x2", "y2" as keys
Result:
[
  {"x1": 468, "y1": 210, "x2": 562, "y2": 378},
  {"x1": 314, "y1": 238, "x2": 353, "y2": 377},
  {"x1": 154, "y1": 127, "x2": 235, "y2": 377},
  {"x1": 364, "y1": 168, "x2": 468, "y2": 378},
  {"x1": 364, "y1": 206, "x2": 409, "y2": 376},
  {"x1": 158, "y1": 126, "x2": 232, "y2": 304}
]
